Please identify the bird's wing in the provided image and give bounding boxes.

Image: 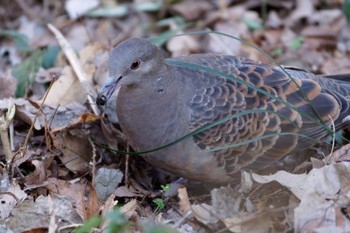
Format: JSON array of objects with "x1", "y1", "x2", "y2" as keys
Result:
[{"x1": 170, "y1": 54, "x2": 348, "y2": 174}]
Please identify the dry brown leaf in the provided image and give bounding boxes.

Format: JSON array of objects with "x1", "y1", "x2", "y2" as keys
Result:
[
  {"x1": 51, "y1": 132, "x2": 91, "y2": 173},
  {"x1": 177, "y1": 187, "x2": 191, "y2": 216},
  {"x1": 14, "y1": 98, "x2": 45, "y2": 130},
  {"x1": 114, "y1": 185, "x2": 144, "y2": 198},
  {"x1": 2, "y1": 98, "x2": 87, "y2": 134},
  {"x1": 170, "y1": 0, "x2": 212, "y2": 21},
  {"x1": 65, "y1": 0, "x2": 100, "y2": 20},
  {"x1": 86, "y1": 183, "x2": 101, "y2": 219},
  {"x1": 0, "y1": 75, "x2": 17, "y2": 99},
  {"x1": 24, "y1": 160, "x2": 47, "y2": 185},
  {"x1": 5, "y1": 195, "x2": 82, "y2": 232},
  {"x1": 0, "y1": 181, "x2": 27, "y2": 220},
  {"x1": 253, "y1": 162, "x2": 350, "y2": 232},
  {"x1": 50, "y1": 112, "x2": 100, "y2": 134},
  {"x1": 207, "y1": 22, "x2": 243, "y2": 55},
  {"x1": 43, "y1": 66, "x2": 86, "y2": 107},
  {"x1": 167, "y1": 36, "x2": 201, "y2": 57},
  {"x1": 100, "y1": 194, "x2": 117, "y2": 230},
  {"x1": 120, "y1": 199, "x2": 137, "y2": 219},
  {"x1": 45, "y1": 177, "x2": 86, "y2": 220},
  {"x1": 191, "y1": 203, "x2": 215, "y2": 225},
  {"x1": 326, "y1": 143, "x2": 350, "y2": 163},
  {"x1": 94, "y1": 167, "x2": 123, "y2": 201},
  {"x1": 286, "y1": 0, "x2": 314, "y2": 27},
  {"x1": 113, "y1": 178, "x2": 158, "y2": 198},
  {"x1": 222, "y1": 212, "x2": 272, "y2": 233},
  {"x1": 321, "y1": 55, "x2": 350, "y2": 74}
]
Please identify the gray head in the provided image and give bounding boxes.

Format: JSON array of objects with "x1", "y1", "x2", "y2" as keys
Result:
[{"x1": 96, "y1": 38, "x2": 164, "y2": 105}]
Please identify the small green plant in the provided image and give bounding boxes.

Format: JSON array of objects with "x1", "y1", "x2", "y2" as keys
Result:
[
  {"x1": 153, "y1": 198, "x2": 165, "y2": 210},
  {"x1": 104, "y1": 209, "x2": 131, "y2": 233},
  {"x1": 73, "y1": 216, "x2": 102, "y2": 233},
  {"x1": 73, "y1": 208, "x2": 130, "y2": 233},
  {"x1": 243, "y1": 18, "x2": 263, "y2": 30},
  {"x1": 270, "y1": 48, "x2": 283, "y2": 57},
  {"x1": 160, "y1": 184, "x2": 170, "y2": 193},
  {"x1": 289, "y1": 36, "x2": 303, "y2": 50},
  {"x1": 12, "y1": 49, "x2": 44, "y2": 97}
]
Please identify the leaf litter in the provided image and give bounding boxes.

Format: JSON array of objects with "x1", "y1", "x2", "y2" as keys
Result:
[{"x1": 1, "y1": 0, "x2": 350, "y2": 232}]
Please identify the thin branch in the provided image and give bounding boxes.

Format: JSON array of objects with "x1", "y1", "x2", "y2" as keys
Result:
[{"x1": 47, "y1": 23, "x2": 100, "y2": 116}]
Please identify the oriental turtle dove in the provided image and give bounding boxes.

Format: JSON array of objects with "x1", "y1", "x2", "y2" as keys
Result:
[{"x1": 97, "y1": 38, "x2": 350, "y2": 184}]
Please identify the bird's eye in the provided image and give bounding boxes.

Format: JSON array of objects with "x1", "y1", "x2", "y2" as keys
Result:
[{"x1": 130, "y1": 60, "x2": 141, "y2": 70}]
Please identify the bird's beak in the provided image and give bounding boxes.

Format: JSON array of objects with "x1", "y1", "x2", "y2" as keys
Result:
[{"x1": 96, "y1": 76, "x2": 122, "y2": 105}]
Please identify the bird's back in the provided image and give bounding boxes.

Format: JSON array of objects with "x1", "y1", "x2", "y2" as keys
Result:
[{"x1": 168, "y1": 54, "x2": 350, "y2": 175}]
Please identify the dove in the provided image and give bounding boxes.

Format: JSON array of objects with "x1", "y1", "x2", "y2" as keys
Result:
[{"x1": 96, "y1": 38, "x2": 350, "y2": 184}]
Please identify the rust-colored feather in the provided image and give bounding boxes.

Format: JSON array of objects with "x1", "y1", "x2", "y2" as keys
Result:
[{"x1": 174, "y1": 54, "x2": 349, "y2": 175}]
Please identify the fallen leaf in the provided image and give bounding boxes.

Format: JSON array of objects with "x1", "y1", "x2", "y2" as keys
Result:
[{"x1": 43, "y1": 66, "x2": 86, "y2": 108}]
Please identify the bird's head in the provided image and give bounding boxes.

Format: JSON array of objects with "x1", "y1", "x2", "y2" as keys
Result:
[{"x1": 96, "y1": 38, "x2": 164, "y2": 105}]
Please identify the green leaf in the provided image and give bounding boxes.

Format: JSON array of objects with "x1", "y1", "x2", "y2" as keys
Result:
[
  {"x1": 161, "y1": 184, "x2": 170, "y2": 192},
  {"x1": 105, "y1": 209, "x2": 131, "y2": 233},
  {"x1": 146, "y1": 225, "x2": 178, "y2": 233},
  {"x1": 289, "y1": 36, "x2": 303, "y2": 50},
  {"x1": 42, "y1": 45, "x2": 60, "y2": 68},
  {"x1": 73, "y1": 216, "x2": 102, "y2": 233},
  {"x1": 153, "y1": 198, "x2": 165, "y2": 210},
  {"x1": 270, "y1": 48, "x2": 283, "y2": 56},
  {"x1": 86, "y1": 3, "x2": 162, "y2": 17},
  {"x1": 12, "y1": 49, "x2": 44, "y2": 97},
  {"x1": 343, "y1": 0, "x2": 350, "y2": 26},
  {"x1": 243, "y1": 18, "x2": 263, "y2": 30},
  {"x1": 0, "y1": 30, "x2": 31, "y2": 51}
]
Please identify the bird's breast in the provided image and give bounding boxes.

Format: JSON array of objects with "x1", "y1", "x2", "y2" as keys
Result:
[{"x1": 116, "y1": 84, "x2": 188, "y2": 152}]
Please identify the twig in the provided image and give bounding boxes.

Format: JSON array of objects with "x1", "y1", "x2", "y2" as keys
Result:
[
  {"x1": 21, "y1": 77, "x2": 56, "y2": 156},
  {"x1": 0, "y1": 121, "x2": 12, "y2": 162},
  {"x1": 0, "y1": 100, "x2": 15, "y2": 162},
  {"x1": 125, "y1": 142, "x2": 130, "y2": 185},
  {"x1": 326, "y1": 115, "x2": 336, "y2": 164},
  {"x1": 89, "y1": 137, "x2": 97, "y2": 185},
  {"x1": 47, "y1": 23, "x2": 100, "y2": 116},
  {"x1": 48, "y1": 195, "x2": 58, "y2": 233}
]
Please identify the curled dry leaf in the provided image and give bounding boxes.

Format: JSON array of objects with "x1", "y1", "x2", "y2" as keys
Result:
[
  {"x1": 51, "y1": 132, "x2": 91, "y2": 173},
  {"x1": 120, "y1": 199, "x2": 137, "y2": 219}
]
